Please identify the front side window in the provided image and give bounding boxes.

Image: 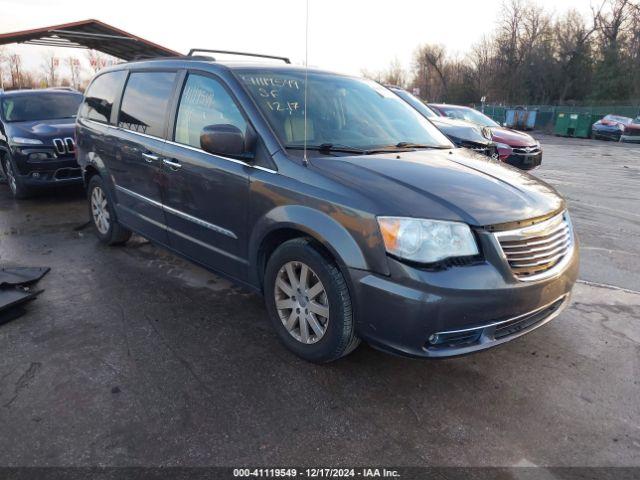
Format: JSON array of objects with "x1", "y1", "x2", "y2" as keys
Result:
[
  {"x1": 238, "y1": 69, "x2": 452, "y2": 151},
  {"x1": 2, "y1": 93, "x2": 82, "y2": 123},
  {"x1": 392, "y1": 89, "x2": 437, "y2": 119},
  {"x1": 118, "y1": 71, "x2": 176, "y2": 137},
  {"x1": 174, "y1": 74, "x2": 247, "y2": 149},
  {"x1": 78, "y1": 71, "x2": 126, "y2": 124}
]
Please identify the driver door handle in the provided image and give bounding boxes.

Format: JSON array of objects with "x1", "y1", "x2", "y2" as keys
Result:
[
  {"x1": 142, "y1": 152, "x2": 160, "y2": 163},
  {"x1": 162, "y1": 158, "x2": 182, "y2": 170}
]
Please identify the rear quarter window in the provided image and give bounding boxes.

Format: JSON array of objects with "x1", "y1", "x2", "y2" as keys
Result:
[{"x1": 78, "y1": 70, "x2": 127, "y2": 124}]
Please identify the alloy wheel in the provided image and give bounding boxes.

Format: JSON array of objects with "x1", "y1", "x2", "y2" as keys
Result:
[
  {"x1": 91, "y1": 186, "x2": 111, "y2": 235},
  {"x1": 274, "y1": 261, "x2": 329, "y2": 344}
]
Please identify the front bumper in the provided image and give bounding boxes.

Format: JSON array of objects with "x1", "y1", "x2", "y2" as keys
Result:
[
  {"x1": 11, "y1": 146, "x2": 82, "y2": 187},
  {"x1": 620, "y1": 134, "x2": 640, "y2": 143},
  {"x1": 349, "y1": 229, "x2": 579, "y2": 358},
  {"x1": 592, "y1": 129, "x2": 622, "y2": 141},
  {"x1": 504, "y1": 151, "x2": 542, "y2": 170}
]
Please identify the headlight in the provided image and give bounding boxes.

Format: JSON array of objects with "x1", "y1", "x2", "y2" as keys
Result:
[
  {"x1": 495, "y1": 142, "x2": 512, "y2": 152},
  {"x1": 11, "y1": 137, "x2": 43, "y2": 145},
  {"x1": 378, "y1": 217, "x2": 479, "y2": 264}
]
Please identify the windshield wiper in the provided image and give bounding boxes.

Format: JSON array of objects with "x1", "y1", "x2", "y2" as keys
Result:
[
  {"x1": 286, "y1": 143, "x2": 368, "y2": 155},
  {"x1": 365, "y1": 142, "x2": 450, "y2": 154}
]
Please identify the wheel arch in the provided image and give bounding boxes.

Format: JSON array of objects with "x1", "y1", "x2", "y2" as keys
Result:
[
  {"x1": 249, "y1": 205, "x2": 374, "y2": 291},
  {"x1": 83, "y1": 164, "x2": 100, "y2": 186}
]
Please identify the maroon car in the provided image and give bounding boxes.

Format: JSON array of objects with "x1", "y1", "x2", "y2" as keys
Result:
[{"x1": 428, "y1": 104, "x2": 542, "y2": 170}]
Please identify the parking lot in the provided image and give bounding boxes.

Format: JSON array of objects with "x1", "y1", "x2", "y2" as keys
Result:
[{"x1": 0, "y1": 134, "x2": 638, "y2": 467}]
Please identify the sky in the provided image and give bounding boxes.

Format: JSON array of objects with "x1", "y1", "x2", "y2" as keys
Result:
[{"x1": 1, "y1": 0, "x2": 595, "y2": 80}]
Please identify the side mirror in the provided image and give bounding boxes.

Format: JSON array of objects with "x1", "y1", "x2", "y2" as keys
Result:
[{"x1": 200, "y1": 124, "x2": 250, "y2": 158}]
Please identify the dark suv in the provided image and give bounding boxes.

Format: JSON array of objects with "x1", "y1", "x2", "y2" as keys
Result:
[
  {"x1": 76, "y1": 54, "x2": 578, "y2": 363},
  {"x1": 386, "y1": 86, "x2": 497, "y2": 158},
  {"x1": 0, "y1": 88, "x2": 83, "y2": 198}
]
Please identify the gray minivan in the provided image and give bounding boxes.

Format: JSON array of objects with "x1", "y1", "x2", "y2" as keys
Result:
[{"x1": 76, "y1": 53, "x2": 578, "y2": 363}]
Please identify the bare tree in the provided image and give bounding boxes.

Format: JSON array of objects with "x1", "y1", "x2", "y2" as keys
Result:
[
  {"x1": 41, "y1": 51, "x2": 60, "y2": 87},
  {"x1": 66, "y1": 57, "x2": 81, "y2": 89},
  {"x1": 0, "y1": 47, "x2": 7, "y2": 89},
  {"x1": 420, "y1": 44, "x2": 449, "y2": 98},
  {"x1": 468, "y1": 36, "x2": 497, "y2": 101},
  {"x1": 7, "y1": 53, "x2": 23, "y2": 89},
  {"x1": 554, "y1": 9, "x2": 598, "y2": 102},
  {"x1": 594, "y1": 0, "x2": 634, "y2": 52},
  {"x1": 381, "y1": 58, "x2": 407, "y2": 87}
]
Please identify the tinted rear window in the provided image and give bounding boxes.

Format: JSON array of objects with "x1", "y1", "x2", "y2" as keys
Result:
[
  {"x1": 79, "y1": 71, "x2": 127, "y2": 124},
  {"x1": 2, "y1": 93, "x2": 82, "y2": 123},
  {"x1": 118, "y1": 71, "x2": 176, "y2": 137}
]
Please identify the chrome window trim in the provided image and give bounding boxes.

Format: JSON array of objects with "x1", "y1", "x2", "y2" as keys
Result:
[
  {"x1": 115, "y1": 185, "x2": 237, "y2": 239},
  {"x1": 432, "y1": 293, "x2": 570, "y2": 336},
  {"x1": 164, "y1": 139, "x2": 277, "y2": 174},
  {"x1": 81, "y1": 119, "x2": 277, "y2": 174},
  {"x1": 493, "y1": 211, "x2": 575, "y2": 283}
]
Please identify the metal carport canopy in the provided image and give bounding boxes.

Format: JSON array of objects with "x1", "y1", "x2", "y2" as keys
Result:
[{"x1": 0, "y1": 19, "x2": 181, "y2": 60}]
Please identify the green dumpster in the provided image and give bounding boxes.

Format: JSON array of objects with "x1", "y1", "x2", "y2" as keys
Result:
[
  {"x1": 556, "y1": 112, "x2": 593, "y2": 138},
  {"x1": 554, "y1": 113, "x2": 570, "y2": 136},
  {"x1": 573, "y1": 113, "x2": 592, "y2": 138}
]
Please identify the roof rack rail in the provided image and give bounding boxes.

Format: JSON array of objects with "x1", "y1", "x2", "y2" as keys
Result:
[
  {"x1": 187, "y1": 49, "x2": 291, "y2": 64},
  {"x1": 130, "y1": 54, "x2": 215, "y2": 62}
]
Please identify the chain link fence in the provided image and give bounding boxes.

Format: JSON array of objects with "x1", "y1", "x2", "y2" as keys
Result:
[{"x1": 473, "y1": 103, "x2": 640, "y2": 131}]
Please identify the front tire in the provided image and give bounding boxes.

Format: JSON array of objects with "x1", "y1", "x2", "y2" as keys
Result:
[
  {"x1": 2, "y1": 156, "x2": 31, "y2": 199},
  {"x1": 87, "y1": 175, "x2": 131, "y2": 245},
  {"x1": 264, "y1": 238, "x2": 360, "y2": 363}
]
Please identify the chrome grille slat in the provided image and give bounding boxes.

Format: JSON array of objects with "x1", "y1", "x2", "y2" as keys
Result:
[
  {"x1": 509, "y1": 237, "x2": 569, "y2": 262},
  {"x1": 494, "y1": 211, "x2": 574, "y2": 281},
  {"x1": 509, "y1": 250, "x2": 567, "y2": 268},
  {"x1": 500, "y1": 226, "x2": 569, "y2": 248},
  {"x1": 502, "y1": 232, "x2": 568, "y2": 255}
]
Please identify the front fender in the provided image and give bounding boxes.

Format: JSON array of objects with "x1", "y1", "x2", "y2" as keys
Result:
[{"x1": 248, "y1": 204, "x2": 389, "y2": 286}]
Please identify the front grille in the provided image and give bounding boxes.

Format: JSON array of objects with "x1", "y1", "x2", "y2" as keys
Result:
[
  {"x1": 53, "y1": 138, "x2": 66, "y2": 155},
  {"x1": 52, "y1": 137, "x2": 75, "y2": 156},
  {"x1": 494, "y1": 211, "x2": 574, "y2": 281},
  {"x1": 512, "y1": 146, "x2": 541, "y2": 155}
]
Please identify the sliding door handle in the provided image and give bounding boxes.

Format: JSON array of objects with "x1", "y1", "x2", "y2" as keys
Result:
[
  {"x1": 142, "y1": 152, "x2": 160, "y2": 163},
  {"x1": 162, "y1": 158, "x2": 182, "y2": 170}
]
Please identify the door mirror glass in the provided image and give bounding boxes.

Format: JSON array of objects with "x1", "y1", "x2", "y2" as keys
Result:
[{"x1": 200, "y1": 124, "x2": 245, "y2": 157}]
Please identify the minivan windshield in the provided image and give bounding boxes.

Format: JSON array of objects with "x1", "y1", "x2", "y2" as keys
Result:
[
  {"x1": 238, "y1": 69, "x2": 453, "y2": 152},
  {"x1": 1, "y1": 92, "x2": 82, "y2": 123}
]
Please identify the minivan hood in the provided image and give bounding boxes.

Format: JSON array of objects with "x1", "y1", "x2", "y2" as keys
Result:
[
  {"x1": 311, "y1": 148, "x2": 563, "y2": 226},
  {"x1": 490, "y1": 127, "x2": 537, "y2": 147},
  {"x1": 5, "y1": 118, "x2": 76, "y2": 144}
]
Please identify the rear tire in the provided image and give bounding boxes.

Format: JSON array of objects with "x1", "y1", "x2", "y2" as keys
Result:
[
  {"x1": 2, "y1": 156, "x2": 31, "y2": 199},
  {"x1": 264, "y1": 238, "x2": 360, "y2": 363},
  {"x1": 87, "y1": 175, "x2": 131, "y2": 245}
]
